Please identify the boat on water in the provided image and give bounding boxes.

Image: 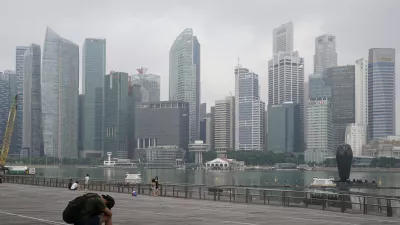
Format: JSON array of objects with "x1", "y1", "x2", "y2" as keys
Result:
[
  {"x1": 125, "y1": 173, "x2": 142, "y2": 184},
  {"x1": 309, "y1": 176, "x2": 336, "y2": 188}
]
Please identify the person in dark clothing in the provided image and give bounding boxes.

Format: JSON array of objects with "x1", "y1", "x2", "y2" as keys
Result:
[
  {"x1": 155, "y1": 176, "x2": 159, "y2": 196},
  {"x1": 68, "y1": 179, "x2": 73, "y2": 190},
  {"x1": 74, "y1": 194, "x2": 115, "y2": 225}
]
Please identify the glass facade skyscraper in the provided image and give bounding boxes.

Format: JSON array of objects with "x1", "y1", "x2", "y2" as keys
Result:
[
  {"x1": 169, "y1": 28, "x2": 200, "y2": 143},
  {"x1": 314, "y1": 34, "x2": 337, "y2": 74},
  {"x1": 42, "y1": 27, "x2": 79, "y2": 158},
  {"x1": 132, "y1": 67, "x2": 160, "y2": 102},
  {"x1": 368, "y1": 48, "x2": 396, "y2": 140},
  {"x1": 22, "y1": 44, "x2": 43, "y2": 157},
  {"x1": 0, "y1": 72, "x2": 10, "y2": 148},
  {"x1": 82, "y1": 38, "x2": 106, "y2": 158}
]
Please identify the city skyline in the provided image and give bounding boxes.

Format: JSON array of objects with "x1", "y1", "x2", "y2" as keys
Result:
[{"x1": 0, "y1": 1, "x2": 399, "y2": 110}]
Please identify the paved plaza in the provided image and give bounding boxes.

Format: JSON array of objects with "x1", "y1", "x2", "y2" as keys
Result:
[{"x1": 0, "y1": 183, "x2": 398, "y2": 225}]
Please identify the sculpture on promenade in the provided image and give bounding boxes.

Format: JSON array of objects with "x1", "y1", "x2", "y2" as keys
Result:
[{"x1": 336, "y1": 144, "x2": 353, "y2": 182}]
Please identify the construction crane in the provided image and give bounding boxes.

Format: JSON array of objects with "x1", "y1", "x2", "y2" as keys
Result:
[{"x1": 0, "y1": 95, "x2": 18, "y2": 175}]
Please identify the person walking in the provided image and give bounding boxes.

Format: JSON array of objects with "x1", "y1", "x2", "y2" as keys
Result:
[{"x1": 84, "y1": 174, "x2": 90, "y2": 190}]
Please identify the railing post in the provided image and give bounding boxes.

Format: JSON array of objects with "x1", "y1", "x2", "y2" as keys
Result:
[
  {"x1": 173, "y1": 185, "x2": 175, "y2": 197},
  {"x1": 185, "y1": 185, "x2": 188, "y2": 199},
  {"x1": 246, "y1": 188, "x2": 249, "y2": 203},
  {"x1": 214, "y1": 188, "x2": 217, "y2": 201},
  {"x1": 263, "y1": 190, "x2": 266, "y2": 205},
  {"x1": 340, "y1": 195, "x2": 345, "y2": 213},
  {"x1": 363, "y1": 197, "x2": 366, "y2": 214},
  {"x1": 230, "y1": 188, "x2": 232, "y2": 202},
  {"x1": 387, "y1": 199, "x2": 393, "y2": 217},
  {"x1": 199, "y1": 187, "x2": 202, "y2": 200}
]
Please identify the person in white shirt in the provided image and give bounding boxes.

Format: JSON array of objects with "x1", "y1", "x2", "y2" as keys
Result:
[
  {"x1": 84, "y1": 174, "x2": 90, "y2": 190},
  {"x1": 70, "y1": 181, "x2": 79, "y2": 191}
]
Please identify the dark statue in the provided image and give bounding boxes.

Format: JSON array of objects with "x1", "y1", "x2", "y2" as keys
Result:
[{"x1": 336, "y1": 144, "x2": 353, "y2": 182}]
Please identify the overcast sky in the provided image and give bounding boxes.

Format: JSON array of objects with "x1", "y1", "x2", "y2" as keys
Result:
[{"x1": 0, "y1": 0, "x2": 399, "y2": 110}]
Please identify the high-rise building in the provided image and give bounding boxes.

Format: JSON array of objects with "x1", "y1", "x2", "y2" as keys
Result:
[
  {"x1": 268, "y1": 51, "x2": 304, "y2": 152},
  {"x1": 325, "y1": 66, "x2": 356, "y2": 149},
  {"x1": 135, "y1": 101, "x2": 189, "y2": 150},
  {"x1": 82, "y1": 38, "x2": 106, "y2": 158},
  {"x1": 304, "y1": 82, "x2": 309, "y2": 148},
  {"x1": 214, "y1": 96, "x2": 235, "y2": 156},
  {"x1": 314, "y1": 34, "x2": 337, "y2": 74},
  {"x1": 355, "y1": 58, "x2": 369, "y2": 125},
  {"x1": 368, "y1": 48, "x2": 396, "y2": 140},
  {"x1": 345, "y1": 123, "x2": 366, "y2": 157},
  {"x1": 309, "y1": 73, "x2": 331, "y2": 100},
  {"x1": 205, "y1": 107, "x2": 215, "y2": 151},
  {"x1": 267, "y1": 102, "x2": 300, "y2": 153},
  {"x1": 13, "y1": 46, "x2": 28, "y2": 156},
  {"x1": 22, "y1": 44, "x2": 43, "y2": 157},
  {"x1": 273, "y1": 22, "x2": 293, "y2": 54},
  {"x1": 169, "y1": 28, "x2": 200, "y2": 143},
  {"x1": 304, "y1": 99, "x2": 333, "y2": 163},
  {"x1": 199, "y1": 103, "x2": 207, "y2": 120},
  {"x1": 104, "y1": 72, "x2": 129, "y2": 159},
  {"x1": 0, "y1": 72, "x2": 10, "y2": 148},
  {"x1": 235, "y1": 65, "x2": 265, "y2": 151},
  {"x1": 132, "y1": 67, "x2": 160, "y2": 102},
  {"x1": 42, "y1": 27, "x2": 79, "y2": 158}
]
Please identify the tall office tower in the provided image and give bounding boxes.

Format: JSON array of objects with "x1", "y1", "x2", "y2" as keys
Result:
[
  {"x1": 204, "y1": 107, "x2": 215, "y2": 150},
  {"x1": 82, "y1": 38, "x2": 106, "y2": 158},
  {"x1": 132, "y1": 67, "x2": 160, "y2": 102},
  {"x1": 368, "y1": 48, "x2": 396, "y2": 140},
  {"x1": 0, "y1": 72, "x2": 10, "y2": 148},
  {"x1": 263, "y1": 110, "x2": 268, "y2": 151},
  {"x1": 104, "y1": 72, "x2": 129, "y2": 159},
  {"x1": 199, "y1": 103, "x2": 207, "y2": 120},
  {"x1": 169, "y1": 28, "x2": 200, "y2": 143},
  {"x1": 355, "y1": 58, "x2": 369, "y2": 125},
  {"x1": 273, "y1": 22, "x2": 293, "y2": 54},
  {"x1": 214, "y1": 96, "x2": 235, "y2": 156},
  {"x1": 268, "y1": 102, "x2": 300, "y2": 153},
  {"x1": 5, "y1": 70, "x2": 17, "y2": 103},
  {"x1": 304, "y1": 100, "x2": 333, "y2": 163},
  {"x1": 78, "y1": 94, "x2": 84, "y2": 152},
  {"x1": 345, "y1": 58, "x2": 368, "y2": 155},
  {"x1": 42, "y1": 27, "x2": 79, "y2": 158},
  {"x1": 22, "y1": 44, "x2": 43, "y2": 157},
  {"x1": 308, "y1": 73, "x2": 331, "y2": 100},
  {"x1": 12, "y1": 46, "x2": 28, "y2": 156},
  {"x1": 235, "y1": 65, "x2": 265, "y2": 151},
  {"x1": 314, "y1": 34, "x2": 337, "y2": 74},
  {"x1": 304, "y1": 82, "x2": 309, "y2": 148},
  {"x1": 268, "y1": 51, "x2": 304, "y2": 151},
  {"x1": 325, "y1": 66, "x2": 355, "y2": 149}
]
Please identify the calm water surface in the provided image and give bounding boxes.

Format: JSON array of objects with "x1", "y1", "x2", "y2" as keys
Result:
[{"x1": 36, "y1": 167, "x2": 400, "y2": 196}]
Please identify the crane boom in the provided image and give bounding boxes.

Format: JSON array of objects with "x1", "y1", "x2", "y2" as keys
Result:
[{"x1": 0, "y1": 95, "x2": 18, "y2": 168}]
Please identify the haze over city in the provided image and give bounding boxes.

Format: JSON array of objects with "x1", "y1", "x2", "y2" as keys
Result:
[{"x1": 1, "y1": 0, "x2": 399, "y2": 108}]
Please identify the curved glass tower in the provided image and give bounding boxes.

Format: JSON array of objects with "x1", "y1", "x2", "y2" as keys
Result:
[
  {"x1": 42, "y1": 27, "x2": 79, "y2": 158},
  {"x1": 169, "y1": 28, "x2": 200, "y2": 143}
]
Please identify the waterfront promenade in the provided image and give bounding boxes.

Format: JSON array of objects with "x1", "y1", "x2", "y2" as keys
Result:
[{"x1": 0, "y1": 183, "x2": 398, "y2": 225}]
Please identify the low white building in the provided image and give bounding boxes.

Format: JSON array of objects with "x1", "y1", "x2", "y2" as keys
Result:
[
  {"x1": 345, "y1": 123, "x2": 367, "y2": 157},
  {"x1": 205, "y1": 158, "x2": 244, "y2": 170}
]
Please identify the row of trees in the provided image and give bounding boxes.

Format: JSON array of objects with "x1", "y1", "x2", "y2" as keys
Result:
[{"x1": 324, "y1": 157, "x2": 400, "y2": 168}]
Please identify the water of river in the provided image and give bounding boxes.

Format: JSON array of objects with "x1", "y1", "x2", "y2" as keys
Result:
[{"x1": 35, "y1": 167, "x2": 400, "y2": 196}]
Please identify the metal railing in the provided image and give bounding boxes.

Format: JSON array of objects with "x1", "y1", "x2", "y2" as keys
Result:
[{"x1": 2, "y1": 175, "x2": 399, "y2": 217}]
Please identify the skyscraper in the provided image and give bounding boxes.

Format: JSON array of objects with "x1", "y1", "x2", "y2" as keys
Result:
[
  {"x1": 169, "y1": 28, "x2": 200, "y2": 143},
  {"x1": 368, "y1": 48, "x2": 396, "y2": 140},
  {"x1": 214, "y1": 96, "x2": 235, "y2": 156},
  {"x1": 104, "y1": 72, "x2": 129, "y2": 159},
  {"x1": 42, "y1": 27, "x2": 79, "y2": 158},
  {"x1": 273, "y1": 22, "x2": 293, "y2": 54},
  {"x1": 325, "y1": 66, "x2": 355, "y2": 149},
  {"x1": 304, "y1": 99, "x2": 333, "y2": 163},
  {"x1": 13, "y1": 46, "x2": 29, "y2": 156},
  {"x1": 235, "y1": 65, "x2": 265, "y2": 151},
  {"x1": 22, "y1": 44, "x2": 43, "y2": 157},
  {"x1": 132, "y1": 67, "x2": 160, "y2": 102},
  {"x1": 314, "y1": 34, "x2": 337, "y2": 74},
  {"x1": 0, "y1": 72, "x2": 10, "y2": 148},
  {"x1": 82, "y1": 38, "x2": 106, "y2": 158}
]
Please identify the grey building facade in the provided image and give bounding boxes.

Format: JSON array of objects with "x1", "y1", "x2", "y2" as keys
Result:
[
  {"x1": 135, "y1": 101, "x2": 189, "y2": 150},
  {"x1": 82, "y1": 38, "x2": 106, "y2": 158},
  {"x1": 13, "y1": 46, "x2": 28, "y2": 157},
  {"x1": 22, "y1": 44, "x2": 43, "y2": 157},
  {"x1": 0, "y1": 72, "x2": 10, "y2": 148},
  {"x1": 169, "y1": 28, "x2": 200, "y2": 143},
  {"x1": 42, "y1": 27, "x2": 79, "y2": 158},
  {"x1": 325, "y1": 66, "x2": 355, "y2": 149},
  {"x1": 368, "y1": 48, "x2": 396, "y2": 140},
  {"x1": 104, "y1": 72, "x2": 129, "y2": 159},
  {"x1": 267, "y1": 102, "x2": 300, "y2": 153},
  {"x1": 314, "y1": 34, "x2": 337, "y2": 74},
  {"x1": 308, "y1": 73, "x2": 331, "y2": 100},
  {"x1": 214, "y1": 96, "x2": 235, "y2": 154}
]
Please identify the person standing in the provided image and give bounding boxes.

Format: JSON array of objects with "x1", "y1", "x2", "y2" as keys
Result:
[{"x1": 85, "y1": 174, "x2": 90, "y2": 190}]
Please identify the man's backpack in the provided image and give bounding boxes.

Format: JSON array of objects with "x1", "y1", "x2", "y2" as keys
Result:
[{"x1": 62, "y1": 193, "x2": 100, "y2": 224}]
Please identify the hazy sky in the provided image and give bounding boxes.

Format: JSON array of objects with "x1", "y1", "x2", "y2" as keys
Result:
[{"x1": 0, "y1": 0, "x2": 399, "y2": 110}]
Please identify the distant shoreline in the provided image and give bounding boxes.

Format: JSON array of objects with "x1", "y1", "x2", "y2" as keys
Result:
[{"x1": 6, "y1": 164, "x2": 400, "y2": 172}]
